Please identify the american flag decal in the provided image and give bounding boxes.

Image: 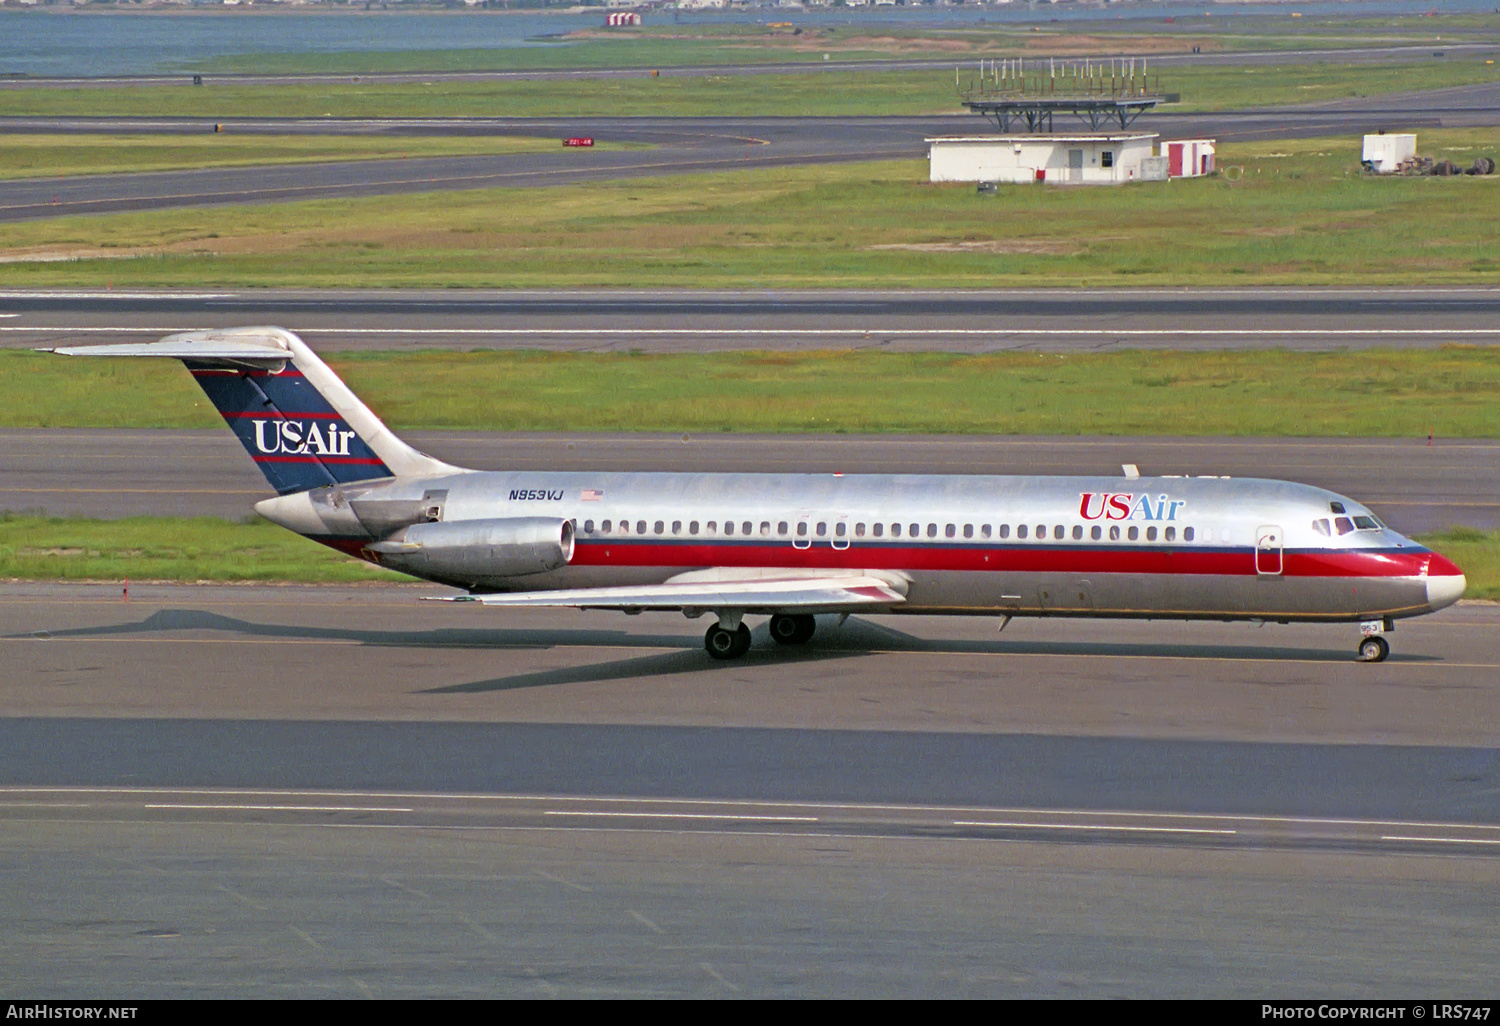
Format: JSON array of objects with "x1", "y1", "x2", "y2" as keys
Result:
[{"x1": 580, "y1": 489, "x2": 604, "y2": 501}]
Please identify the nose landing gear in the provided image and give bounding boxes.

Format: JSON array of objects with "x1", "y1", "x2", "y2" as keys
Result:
[{"x1": 1356, "y1": 618, "x2": 1394, "y2": 663}]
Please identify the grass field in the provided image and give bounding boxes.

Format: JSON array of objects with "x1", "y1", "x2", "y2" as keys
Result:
[
  {"x1": 3, "y1": 131, "x2": 1498, "y2": 289},
  {"x1": 0, "y1": 513, "x2": 397, "y2": 584},
  {"x1": 0, "y1": 133, "x2": 628, "y2": 180},
  {"x1": 2, "y1": 514, "x2": 1492, "y2": 598},
  {"x1": 10, "y1": 346, "x2": 1499, "y2": 438},
  {"x1": 5, "y1": 61, "x2": 1499, "y2": 119}
]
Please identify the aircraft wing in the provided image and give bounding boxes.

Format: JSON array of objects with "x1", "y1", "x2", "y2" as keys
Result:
[{"x1": 431, "y1": 569, "x2": 908, "y2": 614}]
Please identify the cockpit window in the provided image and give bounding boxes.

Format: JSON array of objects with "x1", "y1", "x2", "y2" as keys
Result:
[
  {"x1": 1329, "y1": 502, "x2": 1346, "y2": 514},
  {"x1": 1334, "y1": 517, "x2": 1354, "y2": 536},
  {"x1": 1312, "y1": 519, "x2": 1330, "y2": 537},
  {"x1": 1353, "y1": 515, "x2": 1380, "y2": 530}
]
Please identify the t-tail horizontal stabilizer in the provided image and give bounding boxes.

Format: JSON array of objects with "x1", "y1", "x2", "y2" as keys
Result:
[{"x1": 45, "y1": 327, "x2": 459, "y2": 495}]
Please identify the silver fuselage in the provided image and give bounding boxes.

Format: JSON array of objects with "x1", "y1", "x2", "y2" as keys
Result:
[{"x1": 262, "y1": 468, "x2": 1466, "y2": 623}]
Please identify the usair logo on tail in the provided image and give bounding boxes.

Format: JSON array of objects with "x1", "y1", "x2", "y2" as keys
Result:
[{"x1": 251, "y1": 419, "x2": 357, "y2": 457}]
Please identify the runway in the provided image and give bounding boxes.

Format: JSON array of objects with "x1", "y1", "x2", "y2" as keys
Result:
[
  {"x1": 2, "y1": 582, "x2": 1496, "y2": 995},
  {"x1": 6, "y1": 286, "x2": 1500, "y2": 353},
  {"x1": 2, "y1": 79, "x2": 1497, "y2": 221}
]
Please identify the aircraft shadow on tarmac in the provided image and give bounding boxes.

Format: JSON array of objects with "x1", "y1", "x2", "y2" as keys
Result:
[{"x1": 14, "y1": 608, "x2": 1434, "y2": 694}]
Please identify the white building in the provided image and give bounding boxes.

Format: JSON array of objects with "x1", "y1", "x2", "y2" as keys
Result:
[{"x1": 927, "y1": 134, "x2": 1161, "y2": 186}]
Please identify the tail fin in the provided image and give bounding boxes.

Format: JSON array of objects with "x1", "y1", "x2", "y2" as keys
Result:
[{"x1": 48, "y1": 326, "x2": 459, "y2": 494}]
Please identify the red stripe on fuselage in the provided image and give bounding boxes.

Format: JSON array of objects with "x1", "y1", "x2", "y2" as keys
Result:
[{"x1": 567, "y1": 540, "x2": 1436, "y2": 579}]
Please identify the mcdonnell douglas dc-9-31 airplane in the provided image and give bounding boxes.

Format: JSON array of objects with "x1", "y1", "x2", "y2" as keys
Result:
[{"x1": 49, "y1": 327, "x2": 1466, "y2": 663}]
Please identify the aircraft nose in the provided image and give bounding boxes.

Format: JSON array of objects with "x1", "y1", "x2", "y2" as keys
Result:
[{"x1": 1426, "y1": 552, "x2": 1467, "y2": 611}]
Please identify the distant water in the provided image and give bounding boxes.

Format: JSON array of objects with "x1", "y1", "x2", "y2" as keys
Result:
[{"x1": 1, "y1": 2, "x2": 1496, "y2": 79}]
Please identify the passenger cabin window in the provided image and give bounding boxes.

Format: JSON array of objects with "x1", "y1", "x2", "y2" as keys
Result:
[
  {"x1": 981, "y1": 525, "x2": 992, "y2": 539},
  {"x1": 1146, "y1": 527, "x2": 1157, "y2": 541},
  {"x1": 927, "y1": 524, "x2": 937, "y2": 538},
  {"x1": 689, "y1": 521, "x2": 699, "y2": 535},
  {"x1": 1091, "y1": 526, "x2": 1101, "y2": 541},
  {"x1": 1184, "y1": 527, "x2": 1195, "y2": 542},
  {"x1": 836, "y1": 523, "x2": 847, "y2": 537},
  {"x1": 999, "y1": 524, "x2": 1010, "y2": 539},
  {"x1": 1128, "y1": 526, "x2": 1139, "y2": 541},
  {"x1": 963, "y1": 524, "x2": 973, "y2": 539},
  {"x1": 855, "y1": 523, "x2": 865, "y2": 537},
  {"x1": 584, "y1": 520, "x2": 595, "y2": 534},
  {"x1": 778, "y1": 522, "x2": 789, "y2": 536},
  {"x1": 872, "y1": 523, "x2": 883, "y2": 538},
  {"x1": 1072, "y1": 525, "x2": 1083, "y2": 540},
  {"x1": 1164, "y1": 526, "x2": 1176, "y2": 542},
  {"x1": 654, "y1": 521, "x2": 664, "y2": 535},
  {"x1": 636, "y1": 521, "x2": 646, "y2": 535},
  {"x1": 816, "y1": 522, "x2": 827, "y2": 537},
  {"x1": 602, "y1": 520, "x2": 613, "y2": 534},
  {"x1": 1110, "y1": 525, "x2": 1120, "y2": 541},
  {"x1": 910, "y1": 524, "x2": 920, "y2": 538},
  {"x1": 673, "y1": 521, "x2": 682, "y2": 534},
  {"x1": 945, "y1": 524, "x2": 956, "y2": 539},
  {"x1": 706, "y1": 521, "x2": 717, "y2": 535},
  {"x1": 1017, "y1": 525, "x2": 1028, "y2": 540},
  {"x1": 760, "y1": 522, "x2": 771, "y2": 536}
]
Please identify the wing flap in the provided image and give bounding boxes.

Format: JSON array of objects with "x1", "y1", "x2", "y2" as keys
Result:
[{"x1": 431, "y1": 571, "x2": 908, "y2": 613}]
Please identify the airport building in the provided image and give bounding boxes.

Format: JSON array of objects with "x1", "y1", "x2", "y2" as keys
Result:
[{"x1": 927, "y1": 134, "x2": 1163, "y2": 185}]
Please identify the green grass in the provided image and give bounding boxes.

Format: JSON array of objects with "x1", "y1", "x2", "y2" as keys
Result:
[
  {"x1": 3, "y1": 132, "x2": 1498, "y2": 288},
  {"x1": 0, "y1": 133, "x2": 631, "y2": 180},
  {"x1": 2, "y1": 513, "x2": 1493, "y2": 597},
  {"x1": 9, "y1": 347, "x2": 1500, "y2": 438},
  {"x1": 4, "y1": 61, "x2": 1499, "y2": 119},
  {"x1": 0, "y1": 513, "x2": 397, "y2": 584}
]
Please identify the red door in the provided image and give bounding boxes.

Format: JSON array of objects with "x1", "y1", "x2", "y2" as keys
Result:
[{"x1": 1168, "y1": 143, "x2": 1184, "y2": 177}]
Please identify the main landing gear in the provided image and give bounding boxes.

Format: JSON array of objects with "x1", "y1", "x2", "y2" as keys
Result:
[
  {"x1": 704, "y1": 622, "x2": 752, "y2": 660},
  {"x1": 1356, "y1": 618, "x2": 1394, "y2": 663},
  {"x1": 704, "y1": 613, "x2": 817, "y2": 660},
  {"x1": 768, "y1": 613, "x2": 816, "y2": 647}
]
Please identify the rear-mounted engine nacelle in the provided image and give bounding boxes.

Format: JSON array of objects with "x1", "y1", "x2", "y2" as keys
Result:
[{"x1": 368, "y1": 517, "x2": 574, "y2": 580}]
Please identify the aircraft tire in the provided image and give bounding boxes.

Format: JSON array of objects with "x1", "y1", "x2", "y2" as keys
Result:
[
  {"x1": 769, "y1": 613, "x2": 816, "y2": 646},
  {"x1": 1357, "y1": 635, "x2": 1390, "y2": 663},
  {"x1": 705, "y1": 623, "x2": 752, "y2": 660}
]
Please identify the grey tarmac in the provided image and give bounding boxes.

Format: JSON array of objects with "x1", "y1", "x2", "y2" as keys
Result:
[{"x1": 1, "y1": 583, "x2": 1497, "y2": 995}]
